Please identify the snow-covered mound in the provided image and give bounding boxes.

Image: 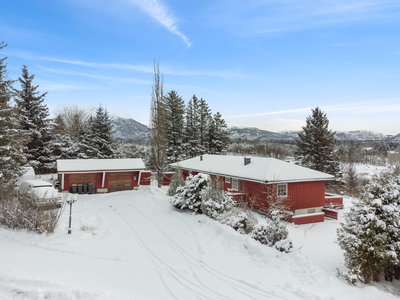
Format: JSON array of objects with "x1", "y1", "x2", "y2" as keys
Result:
[{"x1": 0, "y1": 187, "x2": 398, "y2": 299}]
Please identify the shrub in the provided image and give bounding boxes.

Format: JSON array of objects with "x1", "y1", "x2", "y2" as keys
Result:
[
  {"x1": 252, "y1": 219, "x2": 289, "y2": 247},
  {"x1": 0, "y1": 185, "x2": 65, "y2": 234},
  {"x1": 171, "y1": 173, "x2": 210, "y2": 213},
  {"x1": 274, "y1": 238, "x2": 293, "y2": 253},
  {"x1": 220, "y1": 208, "x2": 257, "y2": 234},
  {"x1": 167, "y1": 168, "x2": 185, "y2": 196},
  {"x1": 201, "y1": 176, "x2": 234, "y2": 219}
]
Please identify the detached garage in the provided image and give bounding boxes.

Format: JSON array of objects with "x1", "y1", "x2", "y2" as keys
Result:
[{"x1": 57, "y1": 159, "x2": 150, "y2": 194}]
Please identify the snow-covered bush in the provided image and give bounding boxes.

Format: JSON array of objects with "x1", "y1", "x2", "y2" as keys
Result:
[
  {"x1": 167, "y1": 168, "x2": 185, "y2": 196},
  {"x1": 201, "y1": 176, "x2": 234, "y2": 219},
  {"x1": 251, "y1": 219, "x2": 290, "y2": 248},
  {"x1": 220, "y1": 208, "x2": 257, "y2": 234},
  {"x1": 171, "y1": 173, "x2": 210, "y2": 213},
  {"x1": 274, "y1": 238, "x2": 293, "y2": 253},
  {"x1": 337, "y1": 171, "x2": 400, "y2": 284}
]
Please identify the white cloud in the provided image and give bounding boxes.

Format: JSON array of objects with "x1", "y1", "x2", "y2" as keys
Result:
[
  {"x1": 225, "y1": 100, "x2": 400, "y2": 119},
  {"x1": 7, "y1": 50, "x2": 246, "y2": 78},
  {"x1": 128, "y1": 0, "x2": 192, "y2": 48}
]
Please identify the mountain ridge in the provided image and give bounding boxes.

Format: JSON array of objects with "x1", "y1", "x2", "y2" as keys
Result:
[{"x1": 107, "y1": 114, "x2": 399, "y2": 142}]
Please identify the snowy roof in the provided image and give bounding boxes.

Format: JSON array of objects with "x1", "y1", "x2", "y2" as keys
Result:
[
  {"x1": 57, "y1": 159, "x2": 146, "y2": 172},
  {"x1": 170, "y1": 155, "x2": 334, "y2": 183}
]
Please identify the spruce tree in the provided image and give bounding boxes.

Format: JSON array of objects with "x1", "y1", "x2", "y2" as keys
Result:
[
  {"x1": 79, "y1": 106, "x2": 120, "y2": 159},
  {"x1": 0, "y1": 42, "x2": 27, "y2": 188},
  {"x1": 198, "y1": 98, "x2": 211, "y2": 153},
  {"x1": 209, "y1": 112, "x2": 229, "y2": 154},
  {"x1": 185, "y1": 95, "x2": 201, "y2": 158},
  {"x1": 51, "y1": 115, "x2": 78, "y2": 160},
  {"x1": 337, "y1": 172, "x2": 400, "y2": 283},
  {"x1": 164, "y1": 90, "x2": 185, "y2": 163},
  {"x1": 13, "y1": 65, "x2": 55, "y2": 173},
  {"x1": 296, "y1": 107, "x2": 341, "y2": 180}
]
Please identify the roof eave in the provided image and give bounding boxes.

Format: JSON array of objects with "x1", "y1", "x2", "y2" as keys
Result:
[{"x1": 171, "y1": 165, "x2": 334, "y2": 184}]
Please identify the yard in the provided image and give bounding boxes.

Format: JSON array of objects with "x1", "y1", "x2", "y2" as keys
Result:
[{"x1": 0, "y1": 186, "x2": 398, "y2": 299}]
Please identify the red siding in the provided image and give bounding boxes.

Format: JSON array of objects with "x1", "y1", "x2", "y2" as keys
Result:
[
  {"x1": 178, "y1": 168, "x2": 327, "y2": 217},
  {"x1": 140, "y1": 171, "x2": 152, "y2": 185},
  {"x1": 325, "y1": 194, "x2": 343, "y2": 207},
  {"x1": 292, "y1": 213, "x2": 324, "y2": 225},
  {"x1": 288, "y1": 181, "x2": 325, "y2": 210},
  {"x1": 162, "y1": 173, "x2": 174, "y2": 186},
  {"x1": 59, "y1": 170, "x2": 146, "y2": 192},
  {"x1": 322, "y1": 208, "x2": 338, "y2": 220}
]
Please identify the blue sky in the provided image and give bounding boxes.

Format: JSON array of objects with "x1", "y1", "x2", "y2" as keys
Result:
[{"x1": 1, "y1": 0, "x2": 399, "y2": 134}]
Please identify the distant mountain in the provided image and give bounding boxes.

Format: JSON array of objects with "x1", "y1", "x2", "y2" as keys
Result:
[
  {"x1": 85, "y1": 107, "x2": 149, "y2": 142},
  {"x1": 111, "y1": 116, "x2": 149, "y2": 141},
  {"x1": 228, "y1": 127, "x2": 399, "y2": 142},
  {"x1": 334, "y1": 130, "x2": 388, "y2": 141},
  {"x1": 95, "y1": 110, "x2": 398, "y2": 143},
  {"x1": 228, "y1": 127, "x2": 297, "y2": 142}
]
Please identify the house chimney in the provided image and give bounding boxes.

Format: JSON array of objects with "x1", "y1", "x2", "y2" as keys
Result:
[
  {"x1": 200, "y1": 155, "x2": 203, "y2": 161},
  {"x1": 244, "y1": 157, "x2": 251, "y2": 165}
]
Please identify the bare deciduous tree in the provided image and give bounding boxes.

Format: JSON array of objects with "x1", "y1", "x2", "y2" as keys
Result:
[
  {"x1": 53, "y1": 105, "x2": 86, "y2": 141},
  {"x1": 149, "y1": 61, "x2": 167, "y2": 187}
]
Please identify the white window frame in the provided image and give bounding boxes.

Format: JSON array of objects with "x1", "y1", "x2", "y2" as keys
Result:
[
  {"x1": 225, "y1": 177, "x2": 231, "y2": 183},
  {"x1": 277, "y1": 183, "x2": 287, "y2": 197},
  {"x1": 232, "y1": 178, "x2": 238, "y2": 191}
]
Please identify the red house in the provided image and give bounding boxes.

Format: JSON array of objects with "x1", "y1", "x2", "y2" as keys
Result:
[
  {"x1": 171, "y1": 155, "x2": 340, "y2": 225},
  {"x1": 57, "y1": 159, "x2": 151, "y2": 193}
]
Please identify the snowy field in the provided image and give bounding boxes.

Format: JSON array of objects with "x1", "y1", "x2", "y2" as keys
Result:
[{"x1": 0, "y1": 186, "x2": 399, "y2": 300}]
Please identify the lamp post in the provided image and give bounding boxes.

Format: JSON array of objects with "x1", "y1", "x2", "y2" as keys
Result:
[{"x1": 66, "y1": 195, "x2": 77, "y2": 234}]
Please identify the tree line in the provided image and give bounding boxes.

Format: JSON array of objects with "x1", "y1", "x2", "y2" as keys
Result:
[
  {"x1": 149, "y1": 61, "x2": 229, "y2": 187},
  {"x1": 0, "y1": 41, "x2": 122, "y2": 188}
]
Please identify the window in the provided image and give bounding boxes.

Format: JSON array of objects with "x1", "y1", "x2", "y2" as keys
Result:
[
  {"x1": 239, "y1": 180, "x2": 244, "y2": 191},
  {"x1": 277, "y1": 184, "x2": 287, "y2": 197},
  {"x1": 232, "y1": 179, "x2": 238, "y2": 191},
  {"x1": 308, "y1": 208, "x2": 315, "y2": 214},
  {"x1": 225, "y1": 177, "x2": 231, "y2": 183}
]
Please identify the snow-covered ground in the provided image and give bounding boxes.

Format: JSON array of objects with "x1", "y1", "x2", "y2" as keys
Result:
[
  {"x1": 0, "y1": 187, "x2": 399, "y2": 300},
  {"x1": 345, "y1": 163, "x2": 388, "y2": 181}
]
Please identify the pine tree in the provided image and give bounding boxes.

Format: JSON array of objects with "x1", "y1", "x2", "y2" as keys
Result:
[
  {"x1": 337, "y1": 172, "x2": 400, "y2": 283},
  {"x1": 209, "y1": 112, "x2": 229, "y2": 154},
  {"x1": 51, "y1": 115, "x2": 78, "y2": 160},
  {"x1": 149, "y1": 61, "x2": 167, "y2": 187},
  {"x1": 13, "y1": 65, "x2": 55, "y2": 173},
  {"x1": 79, "y1": 106, "x2": 120, "y2": 159},
  {"x1": 185, "y1": 95, "x2": 201, "y2": 158},
  {"x1": 345, "y1": 163, "x2": 359, "y2": 196},
  {"x1": 296, "y1": 107, "x2": 341, "y2": 180},
  {"x1": 198, "y1": 98, "x2": 211, "y2": 153},
  {"x1": 0, "y1": 42, "x2": 27, "y2": 188},
  {"x1": 164, "y1": 90, "x2": 186, "y2": 163}
]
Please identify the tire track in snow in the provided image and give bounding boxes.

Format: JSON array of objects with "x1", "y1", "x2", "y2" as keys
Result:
[
  {"x1": 125, "y1": 203, "x2": 285, "y2": 300},
  {"x1": 111, "y1": 205, "x2": 230, "y2": 300}
]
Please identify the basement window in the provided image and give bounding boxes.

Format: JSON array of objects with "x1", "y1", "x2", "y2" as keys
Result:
[
  {"x1": 225, "y1": 177, "x2": 231, "y2": 183},
  {"x1": 277, "y1": 184, "x2": 287, "y2": 197},
  {"x1": 308, "y1": 208, "x2": 316, "y2": 214},
  {"x1": 232, "y1": 179, "x2": 238, "y2": 191}
]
